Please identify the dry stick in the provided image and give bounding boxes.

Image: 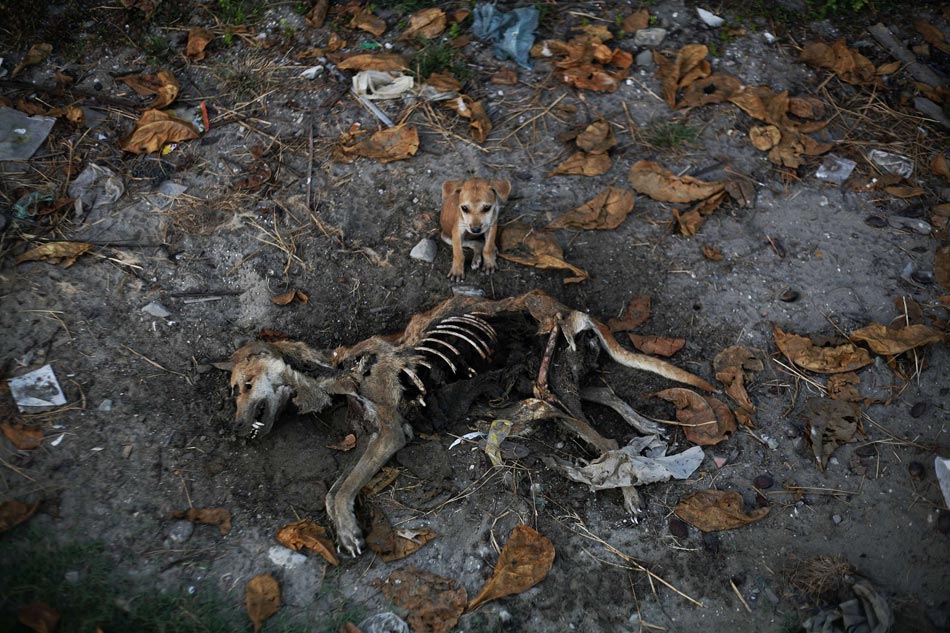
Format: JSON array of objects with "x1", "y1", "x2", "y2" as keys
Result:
[
  {"x1": 121, "y1": 344, "x2": 190, "y2": 382},
  {"x1": 533, "y1": 319, "x2": 560, "y2": 401},
  {"x1": 729, "y1": 578, "x2": 752, "y2": 613},
  {"x1": 306, "y1": 120, "x2": 314, "y2": 211},
  {"x1": 497, "y1": 93, "x2": 566, "y2": 143}
]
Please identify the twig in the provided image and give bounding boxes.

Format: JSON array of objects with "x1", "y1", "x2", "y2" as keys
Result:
[
  {"x1": 729, "y1": 578, "x2": 752, "y2": 614},
  {"x1": 121, "y1": 345, "x2": 191, "y2": 383}
]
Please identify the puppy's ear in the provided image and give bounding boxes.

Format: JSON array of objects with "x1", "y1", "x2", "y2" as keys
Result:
[
  {"x1": 442, "y1": 180, "x2": 462, "y2": 201},
  {"x1": 490, "y1": 179, "x2": 512, "y2": 202}
]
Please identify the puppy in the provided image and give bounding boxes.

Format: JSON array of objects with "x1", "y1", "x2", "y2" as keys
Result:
[{"x1": 440, "y1": 178, "x2": 511, "y2": 281}]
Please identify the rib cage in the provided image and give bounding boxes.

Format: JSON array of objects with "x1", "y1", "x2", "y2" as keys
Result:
[{"x1": 400, "y1": 314, "x2": 496, "y2": 402}]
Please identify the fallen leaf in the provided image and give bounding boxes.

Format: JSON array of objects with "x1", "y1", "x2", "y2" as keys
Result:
[
  {"x1": 674, "y1": 490, "x2": 769, "y2": 531},
  {"x1": 170, "y1": 507, "x2": 232, "y2": 535},
  {"x1": 365, "y1": 507, "x2": 436, "y2": 562},
  {"x1": 884, "y1": 184, "x2": 925, "y2": 198},
  {"x1": 246, "y1": 574, "x2": 280, "y2": 633},
  {"x1": 444, "y1": 95, "x2": 492, "y2": 143},
  {"x1": 18, "y1": 602, "x2": 59, "y2": 633},
  {"x1": 773, "y1": 324, "x2": 873, "y2": 374},
  {"x1": 327, "y1": 32, "x2": 346, "y2": 52},
  {"x1": 611, "y1": 49, "x2": 633, "y2": 68},
  {"x1": 377, "y1": 568, "x2": 466, "y2": 633},
  {"x1": 186, "y1": 27, "x2": 214, "y2": 61},
  {"x1": 271, "y1": 289, "x2": 308, "y2": 305},
  {"x1": 1, "y1": 422, "x2": 44, "y2": 449},
  {"x1": 426, "y1": 72, "x2": 461, "y2": 92},
  {"x1": 876, "y1": 60, "x2": 901, "y2": 75},
  {"x1": 628, "y1": 333, "x2": 685, "y2": 357},
  {"x1": 827, "y1": 372, "x2": 862, "y2": 402},
  {"x1": 362, "y1": 466, "x2": 400, "y2": 496},
  {"x1": 337, "y1": 53, "x2": 408, "y2": 71},
  {"x1": 628, "y1": 160, "x2": 724, "y2": 203},
  {"x1": 550, "y1": 151, "x2": 611, "y2": 176},
  {"x1": 401, "y1": 7, "x2": 445, "y2": 40},
  {"x1": 0, "y1": 499, "x2": 39, "y2": 533},
  {"x1": 334, "y1": 124, "x2": 419, "y2": 163},
  {"x1": 547, "y1": 188, "x2": 634, "y2": 230},
  {"x1": 575, "y1": 118, "x2": 616, "y2": 154},
  {"x1": 932, "y1": 154, "x2": 950, "y2": 182},
  {"x1": 788, "y1": 96, "x2": 826, "y2": 119},
  {"x1": 703, "y1": 245, "x2": 723, "y2": 260},
  {"x1": 802, "y1": 397, "x2": 860, "y2": 471},
  {"x1": 559, "y1": 64, "x2": 623, "y2": 92},
  {"x1": 275, "y1": 519, "x2": 339, "y2": 565},
  {"x1": 749, "y1": 125, "x2": 781, "y2": 151},
  {"x1": 608, "y1": 295, "x2": 650, "y2": 332},
  {"x1": 327, "y1": 433, "x2": 356, "y2": 451},
  {"x1": 674, "y1": 190, "x2": 728, "y2": 236},
  {"x1": 724, "y1": 178, "x2": 755, "y2": 208},
  {"x1": 577, "y1": 23, "x2": 612, "y2": 42},
  {"x1": 937, "y1": 244, "x2": 950, "y2": 290},
  {"x1": 799, "y1": 39, "x2": 877, "y2": 85},
  {"x1": 306, "y1": 0, "x2": 329, "y2": 28},
  {"x1": 490, "y1": 68, "x2": 518, "y2": 85},
  {"x1": 119, "y1": 70, "x2": 180, "y2": 108},
  {"x1": 350, "y1": 6, "x2": 386, "y2": 36},
  {"x1": 654, "y1": 44, "x2": 710, "y2": 107},
  {"x1": 16, "y1": 242, "x2": 93, "y2": 268},
  {"x1": 654, "y1": 388, "x2": 736, "y2": 446},
  {"x1": 678, "y1": 73, "x2": 742, "y2": 108},
  {"x1": 47, "y1": 105, "x2": 84, "y2": 125},
  {"x1": 12, "y1": 43, "x2": 52, "y2": 79},
  {"x1": 468, "y1": 525, "x2": 555, "y2": 611},
  {"x1": 499, "y1": 221, "x2": 589, "y2": 283},
  {"x1": 914, "y1": 19, "x2": 950, "y2": 54},
  {"x1": 849, "y1": 323, "x2": 944, "y2": 356},
  {"x1": 713, "y1": 346, "x2": 764, "y2": 413},
  {"x1": 120, "y1": 109, "x2": 200, "y2": 154},
  {"x1": 622, "y1": 8, "x2": 650, "y2": 32}
]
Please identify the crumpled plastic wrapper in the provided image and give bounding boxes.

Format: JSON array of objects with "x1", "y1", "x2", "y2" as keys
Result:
[
  {"x1": 352, "y1": 71, "x2": 415, "y2": 100},
  {"x1": 544, "y1": 435, "x2": 705, "y2": 490},
  {"x1": 802, "y1": 579, "x2": 893, "y2": 633},
  {"x1": 67, "y1": 163, "x2": 124, "y2": 220},
  {"x1": 472, "y1": 4, "x2": 538, "y2": 69}
]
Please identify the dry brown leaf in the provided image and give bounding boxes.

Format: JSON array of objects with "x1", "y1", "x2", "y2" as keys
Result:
[
  {"x1": 119, "y1": 70, "x2": 180, "y2": 108},
  {"x1": 120, "y1": 109, "x2": 199, "y2": 154},
  {"x1": 608, "y1": 295, "x2": 650, "y2": 332},
  {"x1": 611, "y1": 49, "x2": 633, "y2": 69},
  {"x1": 170, "y1": 507, "x2": 232, "y2": 535},
  {"x1": 444, "y1": 95, "x2": 492, "y2": 143},
  {"x1": 802, "y1": 397, "x2": 860, "y2": 471},
  {"x1": 378, "y1": 568, "x2": 467, "y2": 633},
  {"x1": 849, "y1": 323, "x2": 944, "y2": 356},
  {"x1": 350, "y1": 6, "x2": 386, "y2": 36},
  {"x1": 401, "y1": 7, "x2": 446, "y2": 40},
  {"x1": 362, "y1": 466, "x2": 400, "y2": 496},
  {"x1": 547, "y1": 188, "x2": 633, "y2": 230},
  {"x1": 275, "y1": 519, "x2": 339, "y2": 565},
  {"x1": 272, "y1": 289, "x2": 309, "y2": 305},
  {"x1": 490, "y1": 68, "x2": 518, "y2": 85},
  {"x1": 654, "y1": 388, "x2": 736, "y2": 446},
  {"x1": 0, "y1": 499, "x2": 39, "y2": 533},
  {"x1": 47, "y1": 105, "x2": 84, "y2": 125},
  {"x1": 773, "y1": 324, "x2": 873, "y2": 374},
  {"x1": 426, "y1": 72, "x2": 461, "y2": 92},
  {"x1": 246, "y1": 574, "x2": 280, "y2": 633},
  {"x1": 937, "y1": 244, "x2": 950, "y2": 290},
  {"x1": 16, "y1": 242, "x2": 93, "y2": 268},
  {"x1": 575, "y1": 118, "x2": 616, "y2": 154},
  {"x1": 654, "y1": 44, "x2": 710, "y2": 107},
  {"x1": 327, "y1": 32, "x2": 346, "y2": 52},
  {"x1": 914, "y1": 19, "x2": 950, "y2": 54},
  {"x1": 559, "y1": 64, "x2": 623, "y2": 92},
  {"x1": 334, "y1": 124, "x2": 419, "y2": 163},
  {"x1": 932, "y1": 154, "x2": 950, "y2": 182},
  {"x1": 499, "y1": 221, "x2": 589, "y2": 284},
  {"x1": 622, "y1": 8, "x2": 650, "y2": 32},
  {"x1": 628, "y1": 333, "x2": 685, "y2": 357},
  {"x1": 186, "y1": 27, "x2": 214, "y2": 61},
  {"x1": 327, "y1": 433, "x2": 357, "y2": 451},
  {"x1": 827, "y1": 372, "x2": 862, "y2": 402},
  {"x1": 749, "y1": 125, "x2": 781, "y2": 150},
  {"x1": 884, "y1": 185, "x2": 925, "y2": 198},
  {"x1": 703, "y1": 245, "x2": 724, "y2": 261},
  {"x1": 18, "y1": 602, "x2": 59, "y2": 633},
  {"x1": 550, "y1": 151, "x2": 611, "y2": 177},
  {"x1": 713, "y1": 346, "x2": 763, "y2": 413},
  {"x1": 366, "y1": 507, "x2": 436, "y2": 562},
  {"x1": 678, "y1": 73, "x2": 742, "y2": 108},
  {"x1": 788, "y1": 96, "x2": 826, "y2": 119},
  {"x1": 674, "y1": 490, "x2": 769, "y2": 531},
  {"x1": 12, "y1": 43, "x2": 52, "y2": 79},
  {"x1": 876, "y1": 60, "x2": 901, "y2": 75},
  {"x1": 799, "y1": 39, "x2": 877, "y2": 85},
  {"x1": 337, "y1": 53, "x2": 408, "y2": 71},
  {"x1": 628, "y1": 160, "x2": 724, "y2": 203},
  {"x1": 675, "y1": 190, "x2": 727, "y2": 237},
  {"x1": 725, "y1": 178, "x2": 755, "y2": 208},
  {"x1": 468, "y1": 525, "x2": 555, "y2": 611},
  {"x1": 306, "y1": 0, "x2": 329, "y2": 28},
  {"x1": 1, "y1": 422, "x2": 44, "y2": 450}
]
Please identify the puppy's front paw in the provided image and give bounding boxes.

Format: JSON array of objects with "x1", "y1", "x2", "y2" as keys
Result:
[
  {"x1": 448, "y1": 264, "x2": 465, "y2": 281},
  {"x1": 336, "y1": 525, "x2": 365, "y2": 557},
  {"x1": 482, "y1": 253, "x2": 496, "y2": 274},
  {"x1": 471, "y1": 251, "x2": 483, "y2": 270}
]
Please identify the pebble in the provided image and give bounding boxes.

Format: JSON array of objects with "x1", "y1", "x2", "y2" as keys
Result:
[
  {"x1": 779, "y1": 289, "x2": 799, "y2": 302},
  {"x1": 142, "y1": 301, "x2": 172, "y2": 318},
  {"x1": 409, "y1": 238, "x2": 437, "y2": 263},
  {"x1": 167, "y1": 520, "x2": 194, "y2": 544},
  {"x1": 754, "y1": 474, "x2": 774, "y2": 489},
  {"x1": 267, "y1": 545, "x2": 307, "y2": 569},
  {"x1": 908, "y1": 461, "x2": 925, "y2": 480},
  {"x1": 635, "y1": 50, "x2": 655, "y2": 69},
  {"x1": 669, "y1": 518, "x2": 689, "y2": 538},
  {"x1": 633, "y1": 28, "x2": 667, "y2": 47},
  {"x1": 910, "y1": 402, "x2": 928, "y2": 418},
  {"x1": 98, "y1": 399, "x2": 113, "y2": 412},
  {"x1": 832, "y1": 514, "x2": 842, "y2": 525}
]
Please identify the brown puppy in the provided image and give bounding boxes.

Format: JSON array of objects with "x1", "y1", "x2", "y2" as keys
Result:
[{"x1": 440, "y1": 178, "x2": 511, "y2": 281}]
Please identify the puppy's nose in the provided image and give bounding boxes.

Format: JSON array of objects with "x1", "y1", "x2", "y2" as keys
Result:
[{"x1": 469, "y1": 226, "x2": 483, "y2": 235}]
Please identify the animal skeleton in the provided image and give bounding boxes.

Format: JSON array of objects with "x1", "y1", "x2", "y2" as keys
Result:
[{"x1": 218, "y1": 290, "x2": 713, "y2": 556}]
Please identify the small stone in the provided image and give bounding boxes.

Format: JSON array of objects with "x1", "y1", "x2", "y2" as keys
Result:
[
  {"x1": 713, "y1": 455, "x2": 728, "y2": 469},
  {"x1": 779, "y1": 289, "x2": 799, "y2": 302},
  {"x1": 635, "y1": 50, "x2": 655, "y2": 68},
  {"x1": 142, "y1": 301, "x2": 172, "y2": 318},
  {"x1": 268, "y1": 545, "x2": 307, "y2": 569},
  {"x1": 696, "y1": 7, "x2": 724, "y2": 27},
  {"x1": 168, "y1": 520, "x2": 195, "y2": 544},
  {"x1": 633, "y1": 28, "x2": 667, "y2": 47},
  {"x1": 910, "y1": 402, "x2": 929, "y2": 418},
  {"x1": 908, "y1": 461, "x2": 925, "y2": 480},
  {"x1": 832, "y1": 514, "x2": 842, "y2": 525},
  {"x1": 669, "y1": 518, "x2": 689, "y2": 538},
  {"x1": 754, "y1": 474, "x2": 774, "y2": 489},
  {"x1": 409, "y1": 238, "x2": 437, "y2": 263},
  {"x1": 98, "y1": 399, "x2": 113, "y2": 412}
]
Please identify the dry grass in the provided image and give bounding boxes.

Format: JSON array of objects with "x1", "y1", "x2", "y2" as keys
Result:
[{"x1": 785, "y1": 555, "x2": 857, "y2": 603}]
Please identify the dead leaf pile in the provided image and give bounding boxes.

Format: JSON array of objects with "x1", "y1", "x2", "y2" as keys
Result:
[
  {"x1": 531, "y1": 31, "x2": 632, "y2": 93},
  {"x1": 713, "y1": 345, "x2": 764, "y2": 415},
  {"x1": 674, "y1": 490, "x2": 769, "y2": 531},
  {"x1": 849, "y1": 323, "x2": 944, "y2": 356},
  {"x1": 400, "y1": 7, "x2": 446, "y2": 40},
  {"x1": 652, "y1": 44, "x2": 711, "y2": 107},
  {"x1": 499, "y1": 221, "x2": 589, "y2": 284},
  {"x1": 365, "y1": 507, "x2": 436, "y2": 562},
  {"x1": 547, "y1": 187, "x2": 634, "y2": 230},
  {"x1": 120, "y1": 109, "x2": 200, "y2": 154},
  {"x1": 444, "y1": 94, "x2": 492, "y2": 144},
  {"x1": 275, "y1": 519, "x2": 339, "y2": 565},
  {"x1": 246, "y1": 574, "x2": 280, "y2": 633},
  {"x1": 800, "y1": 39, "x2": 878, "y2": 86},
  {"x1": 377, "y1": 568, "x2": 467, "y2": 633},
  {"x1": 773, "y1": 324, "x2": 873, "y2": 373},
  {"x1": 333, "y1": 124, "x2": 419, "y2": 163},
  {"x1": 119, "y1": 70, "x2": 180, "y2": 108},
  {"x1": 654, "y1": 388, "x2": 736, "y2": 446},
  {"x1": 550, "y1": 118, "x2": 617, "y2": 176},
  {"x1": 468, "y1": 525, "x2": 555, "y2": 611},
  {"x1": 169, "y1": 507, "x2": 232, "y2": 535},
  {"x1": 628, "y1": 160, "x2": 730, "y2": 235},
  {"x1": 16, "y1": 242, "x2": 93, "y2": 268}
]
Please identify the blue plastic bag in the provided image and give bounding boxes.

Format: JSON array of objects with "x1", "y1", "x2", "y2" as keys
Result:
[{"x1": 471, "y1": 4, "x2": 539, "y2": 70}]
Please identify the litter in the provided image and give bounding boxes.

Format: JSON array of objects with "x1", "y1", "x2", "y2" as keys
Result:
[
  {"x1": 67, "y1": 163, "x2": 124, "y2": 220},
  {"x1": 0, "y1": 106, "x2": 56, "y2": 161},
  {"x1": 7, "y1": 364, "x2": 67, "y2": 412},
  {"x1": 147, "y1": 181, "x2": 187, "y2": 209},
  {"x1": 50, "y1": 433, "x2": 65, "y2": 447},
  {"x1": 815, "y1": 154, "x2": 857, "y2": 185},
  {"x1": 484, "y1": 419, "x2": 513, "y2": 467},
  {"x1": 802, "y1": 579, "x2": 893, "y2": 633},
  {"x1": 888, "y1": 215, "x2": 931, "y2": 235},
  {"x1": 449, "y1": 431, "x2": 485, "y2": 450},
  {"x1": 142, "y1": 301, "x2": 172, "y2": 318},
  {"x1": 352, "y1": 70, "x2": 415, "y2": 100},
  {"x1": 696, "y1": 7, "x2": 725, "y2": 27},
  {"x1": 868, "y1": 149, "x2": 913, "y2": 178},
  {"x1": 12, "y1": 192, "x2": 54, "y2": 220},
  {"x1": 299, "y1": 65, "x2": 324, "y2": 79},
  {"x1": 936, "y1": 456, "x2": 950, "y2": 508},
  {"x1": 451, "y1": 285, "x2": 486, "y2": 297},
  {"x1": 472, "y1": 4, "x2": 539, "y2": 69},
  {"x1": 358, "y1": 612, "x2": 409, "y2": 633}
]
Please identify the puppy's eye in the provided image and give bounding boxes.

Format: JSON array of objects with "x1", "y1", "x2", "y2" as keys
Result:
[
  {"x1": 460, "y1": 205, "x2": 470, "y2": 213},
  {"x1": 482, "y1": 205, "x2": 492, "y2": 213},
  {"x1": 244, "y1": 382, "x2": 253, "y2": 392}
]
